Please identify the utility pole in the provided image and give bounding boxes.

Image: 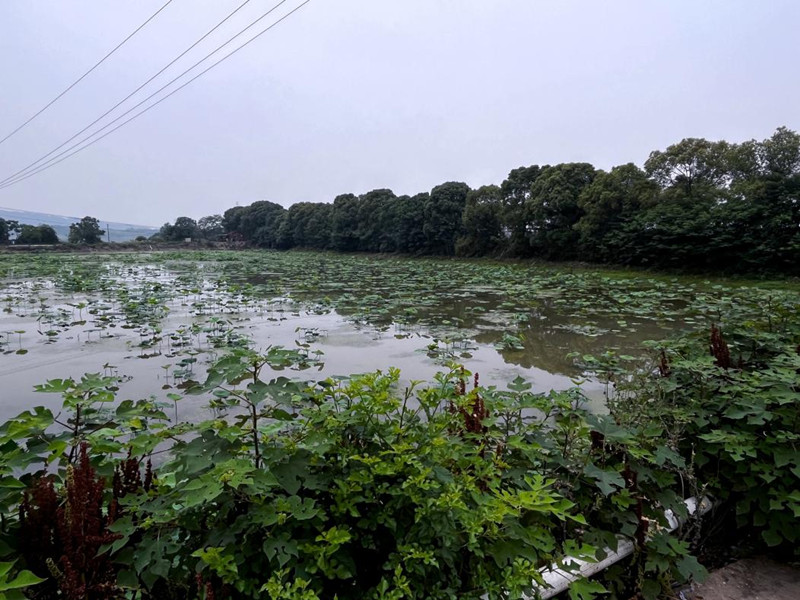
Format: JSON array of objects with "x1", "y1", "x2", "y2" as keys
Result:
[{"x1": 106, "y1": 224, "x2": 110, "y2": 243}]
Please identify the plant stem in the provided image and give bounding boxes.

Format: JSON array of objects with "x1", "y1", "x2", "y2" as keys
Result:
[
  {"x1": 68, "y1": 402, "x2": 82, "y2": 463},
  {"x1": 252, "y1": 403, "x2": 260, "y2": 469}
]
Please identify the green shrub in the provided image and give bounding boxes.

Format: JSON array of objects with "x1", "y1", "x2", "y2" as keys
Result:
[{"x1": 3, "y1": 312, "x2": 797, "y2": 599}]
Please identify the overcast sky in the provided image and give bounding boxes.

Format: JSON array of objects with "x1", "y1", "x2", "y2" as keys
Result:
[{"x1": 0, "y1": 0, "x2": 798, "y2": 226}]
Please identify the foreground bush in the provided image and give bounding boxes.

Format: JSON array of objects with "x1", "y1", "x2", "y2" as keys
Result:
[
  {"x1": 0, "y1": 298, "x2": 797, "y2": 599},
  {"x1": 605, "y1": 295, "x2": 800, "y2": 554}
]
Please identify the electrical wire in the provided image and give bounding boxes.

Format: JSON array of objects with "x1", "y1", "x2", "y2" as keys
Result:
[
  {"x1": 0, "y1": 0, "x2": 259, "y2": 186},
  {"x1": 0, "y1": 0, "x2": 176, "y2": 147},
  {"x1": 0, "y1": 1, "x2": 311, "y2": 191}
]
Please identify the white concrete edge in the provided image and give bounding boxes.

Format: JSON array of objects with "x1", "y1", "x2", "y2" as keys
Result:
[{"x1": 519, "y1": 496, "x2": 713, "y2": 600}]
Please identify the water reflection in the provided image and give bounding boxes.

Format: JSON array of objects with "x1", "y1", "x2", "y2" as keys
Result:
[{"x1": 3, "y1": 251, "x2": 777, "y2": 423}]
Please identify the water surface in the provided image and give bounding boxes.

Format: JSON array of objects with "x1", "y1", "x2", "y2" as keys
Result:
[{"x1": 1, "y1": 250, "x2": 792, "y2": 422}]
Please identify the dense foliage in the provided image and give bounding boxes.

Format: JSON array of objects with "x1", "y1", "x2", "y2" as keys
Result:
[
  {"x1": 0, "y1": 220, "x2": 60, "y2": 245},
  {"x1": 602, "y1": 294, "x2": 800, "y2": 552},
  {"x1": 68, "y1": 217, "x2": 104, "y2": 245},
  {"x1": 0, "y1": 219, "x2": 13, "y2": 244},
  {"x1": 14, "y1": 224, "x2": 58, "y2": 245},
  {"x1": 153, "y1": 216, "x2": 226, "y2": 243},
  {"x1": 154, "y1": 127, "x2": 800, "y2": 274},
  {"x1": 0, "y1": 357, "x2": 676, "y2": 600}
]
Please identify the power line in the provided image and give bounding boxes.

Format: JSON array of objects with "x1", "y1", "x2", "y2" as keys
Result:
[
  {"x1": 0, "y1": 0, "x2": 288, "y2": 189},
  {"x1": 0, "y1": 0, "x2": 294, "y2": 188},
  {"x1": 0, "y1": 0, "x2": 258, "y2": 186},
  {"x1": 0, "y1": 1, "x2": 312, "y2": 192},
  {"x1": 0, "y1": 0, "x2": 176, "y2": 148}
]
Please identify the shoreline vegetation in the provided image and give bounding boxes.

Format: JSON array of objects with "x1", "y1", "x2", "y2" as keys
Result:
[
  {"x1": 2, "y1": 127, "x2": 800, "y2": 277},
  {"x1": 3, "y1": 244, "x2": 798, "y2": 293}
]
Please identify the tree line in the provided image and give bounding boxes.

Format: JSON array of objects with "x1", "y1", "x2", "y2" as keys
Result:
[
  {"x1": 4, "y1": 127, "x2": 798, "y2": 273},
  {"x1": 165, "y1": 127, "x2": 794, "y2": 273},
  {"x1": 0, "y1": 216, "x2": 106, "y2": 245},
  {"x1": 0, "y1": 219, "x2": 59, "y2": 245}
]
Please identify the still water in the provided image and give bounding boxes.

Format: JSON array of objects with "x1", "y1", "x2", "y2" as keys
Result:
[{"x1": 1, "y1": 250, "x2": 779, "y2": 423}]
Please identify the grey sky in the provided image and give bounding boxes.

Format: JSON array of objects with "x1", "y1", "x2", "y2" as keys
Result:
[{"x1": 0, "y1": 0, "x2": 798, "y2": 226}]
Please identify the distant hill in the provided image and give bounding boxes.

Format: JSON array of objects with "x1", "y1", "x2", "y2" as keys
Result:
[{"x1": 0, "y1": 207, "x2": 158, "y2": 242}]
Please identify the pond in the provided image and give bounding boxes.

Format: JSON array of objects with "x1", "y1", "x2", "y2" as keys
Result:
[{"x1": 0, "y1": 250, "x2": 795, "y2": 422}]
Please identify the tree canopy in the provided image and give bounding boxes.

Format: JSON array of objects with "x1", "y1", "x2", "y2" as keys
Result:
[
  {"x1": 68, "y1": 216, "x2": 104, "y2": 244},
  {"x1": 0, "y1": 219, "x2": 12, "y2": 245},
  {"x1": 15, "y1": 224, "x2": 58, "y2": 245},
  {"x1": 160, "y1": 126, "x2": 798, "y2": 275}
]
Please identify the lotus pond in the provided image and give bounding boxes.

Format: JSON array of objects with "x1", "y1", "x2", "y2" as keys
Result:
[{"x1": 0, "y1": 250, "x2": 797, "y2": 422}]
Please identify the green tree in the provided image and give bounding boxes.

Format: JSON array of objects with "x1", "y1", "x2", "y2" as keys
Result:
[
  {"x1": 250, "y1": 202, "x2": 288, "y2": 248},
  {"x1": 277, "y1": 202, "x2": 333, "y2": 250},
  {"x1": 222, "y1": 202, "x2": 286, "y2": 247},
  {"x1": 0, "y1": 219, "x2": 8, "y2": 245},
  {"x1": 16, "y1": 224, "x2": 58, "y2": 244},
  {"x1": 331, "y1": 194, "x2": 360, "y2": 252},
  {"x1": 392, "y1": 193, "x2": 428, "y2": 254},
  {"x1": 625, "y1": 193, "x2": 718, "y2": 269},
  {"x1": 155, "y1": 222, "x2": 173, "y2": 241},
  {"x1": 423, "y1": 182, "x2": 471, "y2": 255},
  {"x1": 357, "y1": 189, "x2": 396, "y2": 252},
  {"x1": 68, "y1": 216, "x2": 104, "y2": 244},
  {"x1": 172, "y1": 217, "x2": 199, "y2": 241},
  {"x1": 525, "y1": 163, "x2": 596, "y2": 260},
  {"x1": 759, "y1": 126, "x2": 800, "y2": 176},
  {"x1": 500, "y1": 164, "x2": 545, "y2": 256},
  {"x1": 222, "y1": 205, "x2": 247, "y2": 235},
  {"x1": 157, "y1": 218, "x2": 197, "y2": 242},
  {"x1": 302, "y1": 203, "x2": 334, "y2": 250},
  {"x1": 456, "y1": 185, "x2": 504, "y2": 256},
  {"x1": 575, "y1": 164, "x2": 659, "y2": 263},
  {"x1": 715, "y1": 128, "x2": 800, "y2": 272},
  {"x1": 644, "y1": 138, "x2": 731, "y2": 196},
  {"x1": 635, "y1": 137, "x2": 735, "y2": 269},
  {"x1": 197, "y1": 214, "x2": 224, "y2": 241}
]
